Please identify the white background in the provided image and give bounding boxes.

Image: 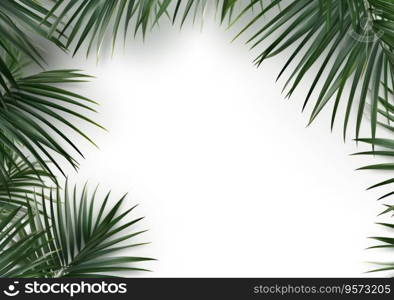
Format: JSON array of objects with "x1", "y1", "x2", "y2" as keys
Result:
[{"x1": 42, "y1": 16, "x2": 393, "y2": 277}]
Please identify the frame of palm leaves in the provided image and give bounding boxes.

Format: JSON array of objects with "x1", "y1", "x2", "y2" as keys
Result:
[{"x1": 0, "y1": 0, "x2": 393, "y2": 277}]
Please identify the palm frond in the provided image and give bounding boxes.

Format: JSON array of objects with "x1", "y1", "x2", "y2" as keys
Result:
[
  {"x1": 0, "y1": 48, "x2": 103, "y2": 183},
  {"x1": 0, "y1": 146, "x2": 50, "y2": 213},
  {"x1": 0, "y1": 0, "x2": 45, "y2": 66},
  {"x1": 232, "y1": 0, "x2": 394, "y2": 142},
  {"x1": 0, "y1": 183, "x2": 152, "y2": 278},
  {"x1": 355, "y1": 140, "x2": 394, "y2": 274},
  {"x1": 0, "y1": 0, "x2": 65, "y2": 93},
  {"x1": 354, "y1": 87, "x2": 394, "y2": 274},
  {"x1": 367, "y1": 223, "x2": 394, "y2": 275},
  {"x1": 26, "y1": 182, "x2": 153, "y2": 278},
  {"x1": 0, "y1": 206, "x2": 53, "y2": 278},
  {"x1": 42, "y1": 0, "x2": 265, "y2": 56},
  {"x1": 39, "y1": 0, "x2": 394, "y2": 143},
  {"x1": 6, "y1": 0, "x2": 393, "y2": 277},
  {"x1": 0, "y1": 2, "x2": 99, "y2": 185}
]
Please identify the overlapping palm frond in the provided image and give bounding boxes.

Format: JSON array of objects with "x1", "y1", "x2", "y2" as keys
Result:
[
  {"x1": 0, "y1": 48, "x2": 103, "y2": 184},
  {"x1": 6, "y1": 67, "x2": 103, "y2": 176},
  {"x1": 355, "y1": 140, "x2": 394, "y2": 274},
  {"x1": 0, "y1": 183, "x2": 152, "y2": 278},
  {"x1": 41, "y1": 0, "x2": 265, "y2": 56},
  {"x1": 0, "y1": 1, "x2": 151, "y2": 278},
  {"x1": 367, "y1": 222, "x2": 394, "y2": 275},
  {"x1": 0, "y1": 146, "x2": 49, "y2": 213},
  {"x1": 0, "y1": 206, "x2": 52, "y2": 278},
  {"x1": 0, "y1": 0, "x2": 64, "y2": 93},
  {"x1": 353, "y1": 87, "x2": 394, "y2": 275},
  {"x1": 0, "y1": 1, "x2": 101, "y2": 185},
  {"x1": 0, "y1": 0, "x2": 392, "y2": 277},
  {"x1": 41, "y1": 0, "x2": 394, "y2": 143},
  {"x1": 350, "y1": 85, "x2": 394, "y2": 199},
  {"x1": 35, "y1": 183, "x2": 153, "y2": 278},
  {"x1": 231, "y1": 0, "x2": 394, "y2": 142}
]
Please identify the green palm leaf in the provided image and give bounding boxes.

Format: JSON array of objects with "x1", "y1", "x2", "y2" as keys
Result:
[
  {"x1": 232, "y1": 0, "x2": 393, "y2": 142},
  {"x1": 367, "y1": 226, "x2": 394, "y2": 275},
  {"x1": 0, "y1": 47, "x2": 103, "y2": 183},
  {"x1": 0, "y1": 206, "x2": 54, "y2": 278},
  {"x1": 42, "y1": 0, "x2": 264, "y2": 56},
  {"x1": 0, "y1": 146, "x2": 50, "y2": 213},
  {"x1": 27, "y1": 182, "x2": 153, "y2": 278},
  {"x1": 5, "y1": 0, "x2": 392, "y2": 277},
  {"x1": 355, "y1": 140, "x2": 394, "y2": 275},
  {"x1": 354, "y1": 87, "x2": 394, "y2": 274},
  {"x1": 0, "y1": 0, "x2": 65, "y2": 93},
  {"x1": 0, "y1": 2, "x2": 100, "y2": 185},
  {"x1": 40, "y1": 0, "x2": 394, "y2": 143}
]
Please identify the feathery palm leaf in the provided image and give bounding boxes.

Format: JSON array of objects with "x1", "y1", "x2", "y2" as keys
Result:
[
  {"x1": 355, "y1": 138, "x2": 394, "y2": 274},
  {"x1": 0, "y1": 47, "x2": 103, "y2": 183},
  {"x1": 25, "y1": 182, "x2": 153, "y2": 278},
  {"x1": 0, "y1": 146, "x2": 49, "y2": 213},
  {"x1": 354, "y1": 87, "x2": 394, "y2": 274},
  {"x1": 367, "y1": 222, "x2": 394, "y2": 275},
  {"x1": 0, "y1": 2, "x2": 100, "y2": 185},
  {"x1": 42, "y1": 0, "x2": 265, "y2": 56},
  {"x1": 354, "y1": 89, "x2": 394, "y2": 201},
  {"x1": 0, "y1": 206, "x2": 53, "y2": 278},
  {"x1": 5, "y1": 0, "x2": 393, "y2": 276},
  {"x1": 232, "y1": 0, "x2": 394, "y2": 142},
  {"x1": 0, "y1": 0, "x2": 65, "y2": 93},
  {"x1": 41, "y1": 0, "x2": 394, "y2": 143}
]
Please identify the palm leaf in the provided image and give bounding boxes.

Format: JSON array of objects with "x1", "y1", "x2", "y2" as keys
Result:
[
  {"x1": 0, "y1": 206, "x2": 54, "y2": 278},
  {"x1": 42, "y1": 0, "x2": 265, "y2": 56},
  {"x1": 10, "y1": 0, "x2": 393, "y2": 277},
  {"x1": 0, "y1": 3, "x2": 99, "y2": 185},
  {"x1": 26, "y1": 182, "x2": 153, "y2": 278},
  {"x1": 0, "y1": 47, "x2": 103, "y2": 183},
  {"x1": 356, "y1": 142, "x2": 394, "y2": 275},
  {"x1": 40, "y1": 0, "x2": 394, "y2": 143},
  {"x1": 0, "y1": 146, "x2": 50, "y2": 213},
  {"x1": 232, "y1": 0, "x2": 394, "y2": 142},
  {"x1": 0, "y1": 0, "x2": 65, "y2": 94},
  {"x1": 354, "y1": 87, "x2": 394, "y2": 275},
  {"x1": 367, "y1": 226, "x2": 394, "y2": 275}
]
